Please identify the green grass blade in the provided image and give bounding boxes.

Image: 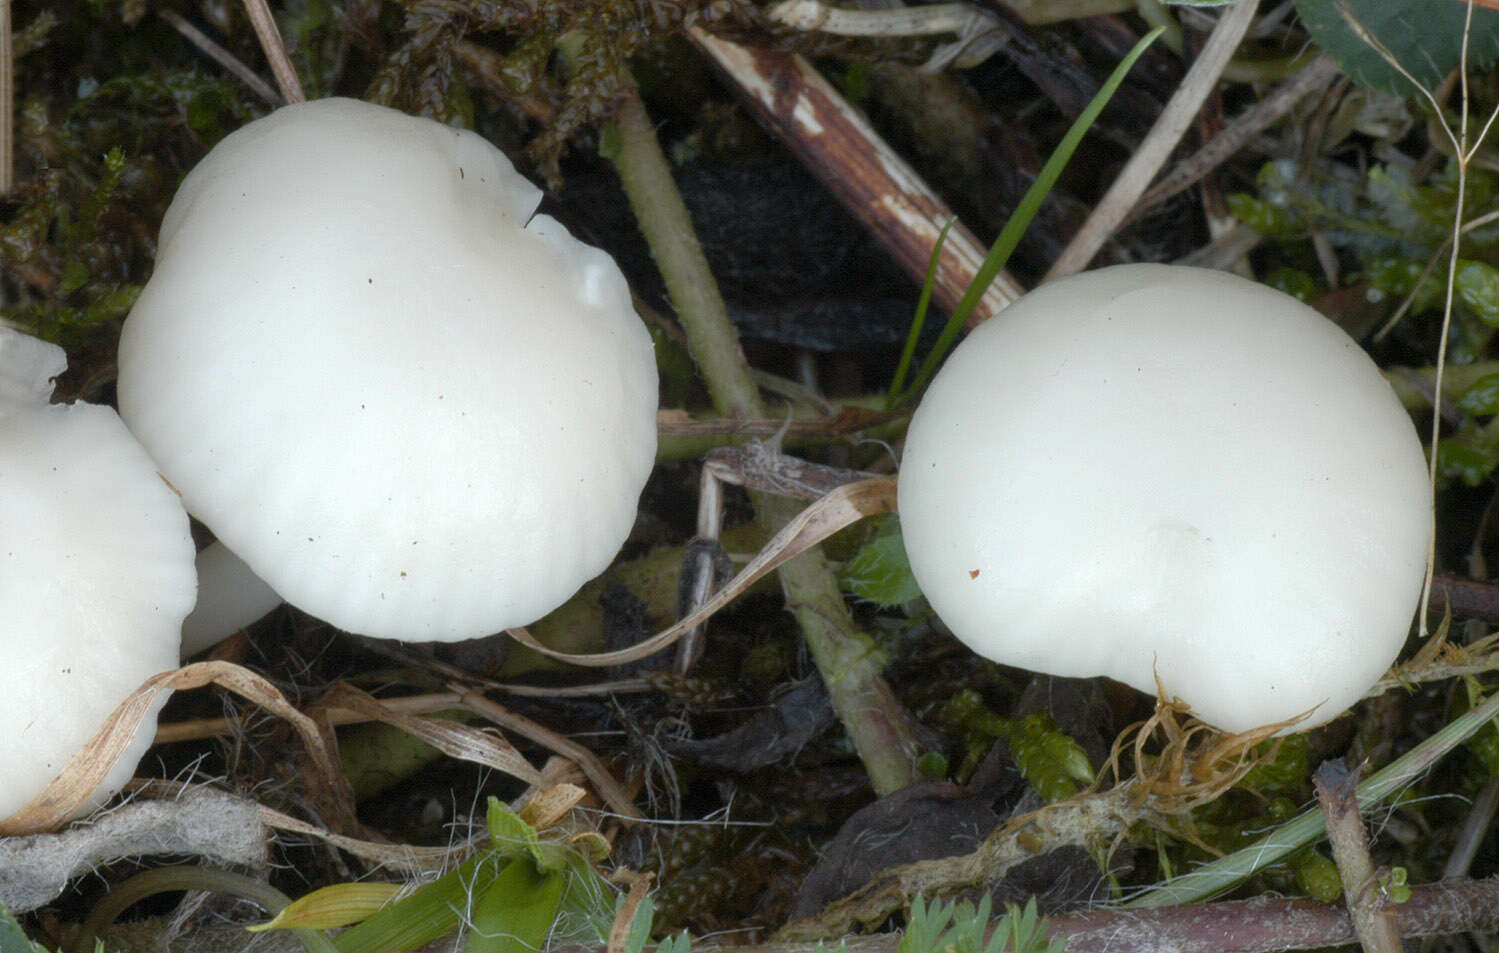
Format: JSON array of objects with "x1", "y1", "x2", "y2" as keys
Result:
[
  {"x1": 1125, "y1": 684, "x2": 1499, "y2": 907},
  {"x1": 892, "y1": 25, "x2": 1167, "y2": 407},
  {"x1": 887, "y1": 219, "x2": 956, "y2": 407}
]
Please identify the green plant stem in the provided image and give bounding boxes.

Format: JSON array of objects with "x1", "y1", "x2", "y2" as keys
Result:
[
  {"x1": 73, "y1": 865, "x2": 336, "y2": 953},
  {"x1": 607, "y1": 82, "x2": 921, "y2": 795},
  {"x1": 608, "y1": 99, "x2": 756, "y2": 418}
]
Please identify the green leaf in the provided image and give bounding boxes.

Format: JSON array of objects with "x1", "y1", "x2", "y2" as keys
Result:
[
  {"x1": 550, "y1": 851, "x2": 617, "y2": 944},
  {"x1": 1294, "y1": 0, "x2": 1499, "y2": 96},
  {"x1": 464, "y1": 861, "x2": 566, "y2": 953},
  {"x1": 841, "y1": 517, "x2": 921, "y2": 607},
  {"x1": 997, "y1": 713, "x2": 1096, "y2": 803},
  {"x1": 1291, "y1": 849, "x2": 1343, "y2": 902},
  {"x1": 0, "y1": 903, "x2": 55, "y2": 953},
  {"x1": 1380, "y1": 866, "x2": 1411, "y2": 904},
  {"x1": 619, "y1": 895, "x2": 657, "y2": 953},
  {"x1": 332, "y1": 854, "x2": 510, "y2": 953},
  {"x1": 1439, "y1": 432, "x2": 1499, "y2": 487},
  {"x1": 248, "y1": 883, "x2": 403, "y2": 933},
  {"x1": 1459, "y1": 679, "x2": 1499, "y2": 778},
  {"x1": 1237, "y1": 735, "x2": 1310, "y2": 797},
  {"x1": 1457, "y1": 260, "x2": 1499, "y2": 326},
  {"x1": 657, "y1": 933, "x2": 695, "y2": 953},
  {"x1": 1226, "y1": 193, "x2": 1299, "y2": 236},
  {"x1": 899, "y1": 896, "x2": 953, "y2": 953},
  {"x1": 1459, "y1": 374, "x2": 1499, "y2": 416},
  {"x1": 1263, "y1": 267, "x2": 1317, "y2": 302},
  {"x1": 1367, "y1": 257, "x2": 1443, "y2": 315},
  {"x1": 899, "y1": 896, "x2": 1061, "y2": 953},
  {"x1": 486, "y1": 797, "x2": 549, "y2": 870}
]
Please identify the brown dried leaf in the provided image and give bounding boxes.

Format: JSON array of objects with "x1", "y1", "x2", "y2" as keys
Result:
[
  {"x1": 0, "y1": 661, "x2": 345, "y2": 836},
  {"x1": 314, "y1": 682, "x2": 542, "y2": 785}
]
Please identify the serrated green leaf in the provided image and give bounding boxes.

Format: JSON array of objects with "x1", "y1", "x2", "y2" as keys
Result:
[
  {"x1": 1294, "y1": 0, "x2": 1499, "y2": 96},
  {"x1": 841, "y1": 517, "x2": 921, "y2": 607}
]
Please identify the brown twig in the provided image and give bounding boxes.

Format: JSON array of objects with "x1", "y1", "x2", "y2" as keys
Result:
[
  {"x1": 1315, "y1": 760, "x2": 1403, "y2": 953},
  {"x1": 1428, "y1": 574, "x2": 1499, "y2": 624},
  {"x1": 607, "y1": 76, "x2": 925, "y2": 796},
  {"x1": 1135, "y1": 55, "x2": 1342, "y2": 216},
  {"x1": 159, "y1": 9, "x2": 281, "y2": 104},
  {"x1": 686, "y1": 26, "x2": 1021, "y2": 325},
  {"x1": 238, "y1": 0, "x2": 305, "y2": 104},
  {"x1": 576, "y1": 879, "x2": 1499, "y2": 953},
  {"x1": 657, "y1": 406, "x2": 900, "y2": 439}
]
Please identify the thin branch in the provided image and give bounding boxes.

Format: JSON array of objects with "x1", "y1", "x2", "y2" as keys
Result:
[
  {"x1": 572, "y1": 880, "x2": 1499, "y2": 953},
  {"x1": 239, "y1": 0, "x2": 304, "y2": 104},
  {"x1": 687, "y1": 26, "x2": 1021, "y2": 325},
  {"x1": 159, "y1": 9, "x2": 282, "y2": 105},
  {"x1": 607, "y1": 78, "x2": 925, "y2": 796},
  {"x1": 1316, "y1": 761, "x2": 1403, "y2": 953},
  {"x1": 1135, "y1": 55, "x2": 1341, "y2": 215}
]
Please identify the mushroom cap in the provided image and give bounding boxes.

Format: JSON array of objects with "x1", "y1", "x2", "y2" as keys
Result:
[
  {"x1": 898, "y1": 264, "x2": 1431, "y2": 733},
  {"x1": 180, "y1": 541, "x2": 283, "y2": 657},
  {"x1": 118, "y1": 99, "x2": 658, "y2": 642},
  {"x1": 0, "y1": 328, "x2": 194, "y2": 818}
]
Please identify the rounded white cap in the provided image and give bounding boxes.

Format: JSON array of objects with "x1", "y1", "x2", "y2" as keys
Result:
[
  {"x1": 0, "y1": 328, "x2": 194, "y2": 817},
  {"x1": 899, "y1": 264, "x2": 1432, "y2": 733},
  {"x1": 118, "y1": 99, "x2": 658, "y2": 642}
]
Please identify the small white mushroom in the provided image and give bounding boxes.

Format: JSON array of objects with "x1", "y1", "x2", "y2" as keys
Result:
[
  {"x1": 898, "y1": 264, "x2": 1432, "y2": 734},
  {"x1": 180, "y1": 541, "x2": 282, "y2": 656},
  {"x1": 118, "y1": 98, "x2": 657, "y2": 643},
  {"x1": 0, "y1": 327, "x2": 195, "y2": 817}
]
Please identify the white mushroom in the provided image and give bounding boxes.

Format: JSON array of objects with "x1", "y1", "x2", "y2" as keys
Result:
[
  {"x1": 118, "y1": 98, "x2": 657, "y2": 643},
  {"x1": 0, "y1": 327, "x2": 195, "y2": 817},
  {"x1": 898, "y1": 264, "x2": 1431, "y2": 734},
  {"x1": 180, "y1": 541, "x2": 282, "y2": 656}
]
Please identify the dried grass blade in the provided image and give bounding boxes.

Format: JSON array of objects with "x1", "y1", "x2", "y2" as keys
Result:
[
  {"x1": 506, "y1": 476, "x2": 896, "y2": 668},
  {"x1": 0, "y1": 660, "x2": 343, "y2": 836}
]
